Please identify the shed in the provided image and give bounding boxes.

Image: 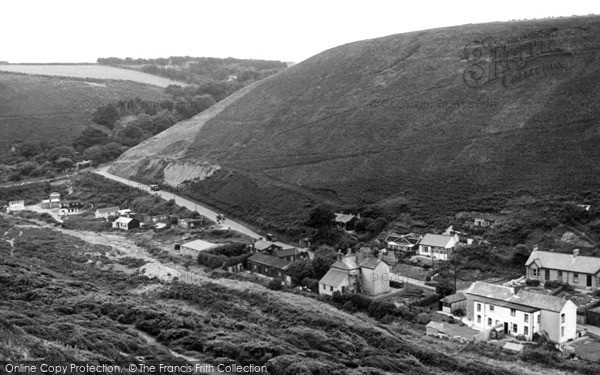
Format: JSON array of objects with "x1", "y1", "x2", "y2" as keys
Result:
[
  {"x1": 426, "y1": 321, "x2": 446, "y2": 336},
  {"x1": 439, "y1": 292, "x2": 467, "y2": 314}
]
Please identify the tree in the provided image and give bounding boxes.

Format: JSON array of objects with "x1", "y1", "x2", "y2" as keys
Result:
[
  {"x1": 92, "y1": 104, "x2": 120, "y2": 128},
  {"x1": 311, "y1": 245, "x2": 338, "y2": 279},
  {"x1": 287, "y1": 261, "x2": 314, "y2": 285},
  {"x1": 73, "y1": 127, "x2": 109, "y2": 151},
  {"x1": 47, "y1": 145, "x2": 77, "y2": 161},
  {"x1": 512, "y1": 244, "x2": 531, "y2": 267},
  {"x1": 55, "y1": 157, "x2": 74, "y2": 170},
  {"x1": 17, "y1": 142, "x2": 43, "y2": 158},
  {"x1": 307, "y1": 205, "x2": 335, "y2": 229},
  {"x1": 435, "y1": 282, "x2": 455, "y2": 298},
  {"x1": 115, "y1": 125, "x2": 144, "y2": 147}
]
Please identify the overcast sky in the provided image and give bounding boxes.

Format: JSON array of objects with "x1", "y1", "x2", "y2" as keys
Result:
[{"x1": 2, "y1": 0, "x2": 598, "y2": 64}]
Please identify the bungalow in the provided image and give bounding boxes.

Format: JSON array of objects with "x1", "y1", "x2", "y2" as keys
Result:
[
  {"x1": 417, "y1": 233, "x2": 458, "y2": 261},
  {"x1": 473, "y1": 216, "x2": 495, "y2": 228},
  {"x1": 58, "y1": 202, "x2": 83, "y2": 216},
  {"x1": 247, "y1": 253, "x2": 291, "y2": 280},
  {"x1": 112, "y1": 217, "x2": 140, "y2": 231},
  {"x1": 526, "y1": 248, "x2": 600, "y2": 290},
  {"x1": 5, "y1": 200, "x2": 25, "y2": 213},
  {"x1": 384, "y1": 233, "x2": 421, "y2": 254},
  {"x1": 138, "y1": 213, "x2": 170, "y2": 224},
  {"x1": 466, "y1": 281, "x2": 577, "y2": 345},
  {"x1": 440, "y1": 292, "x2": 467, "y2": 314},
  {"x1": 253, "y1": 240, "x2": 298, "y2": 261},
  {"x1": 95, "y1": 206, "x2": 120, "y2": 220},
  {"x1": 334, "y1": 213, "x2": 359, "y2": 231},
  {"x1": 180, "y1": 239, "x2": 218, "y2": 256}
]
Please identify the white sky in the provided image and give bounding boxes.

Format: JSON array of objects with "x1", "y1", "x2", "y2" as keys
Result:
[{"x1": 2, "y1": 0, "x2": 598, "y2": 64}]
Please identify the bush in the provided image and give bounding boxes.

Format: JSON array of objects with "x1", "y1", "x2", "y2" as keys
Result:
[
  {"x1": 368, "y1": 300, "x2": 396, "y2": 320},
  {"x1": 453, "y1": 308, "x2": 465, "y2": 317},
  {"x1": 267, "y1": 278, "x2": 283, "y2": 291},
  {"x1": 410, "y1": 293, "x2": 441, "y2": 308},
  {"x1": 350, "y1": 293, "x2": 372, "y2": 310},
  {"x1": 390, "y1": 280, "x2": 404, "y2": 289},
  {"x1": 415, "y1": 313, "x2": 430, "y2": 325},
  {"x1": 525, "y1": 279, "x2": 540, "y2": 286}
]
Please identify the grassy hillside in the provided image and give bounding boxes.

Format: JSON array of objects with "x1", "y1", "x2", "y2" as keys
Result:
[
  {"x1": 110, "y1": 16, "x2": 600, "y2": 233},
  {"x1": 0, "y1": 73, "x2": 171, "y2": 161},
  {"x1": 0, "y1": 64, "x2": 185, "y2": 87},
  {"x1": 1, "y1": 213, "x2": 587, "y2": 374}
]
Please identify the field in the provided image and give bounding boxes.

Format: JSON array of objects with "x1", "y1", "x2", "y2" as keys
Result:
[
  {"x1": 0, "y1": 64, "x2": 185, "y2": 87},
  {"x1": 0, "y1": 72, "x2": 171, "y2": 161}
]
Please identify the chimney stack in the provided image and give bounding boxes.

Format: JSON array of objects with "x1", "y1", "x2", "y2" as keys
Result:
[
  {"x1": 573, "y1": 249, "x2": 579, "y2": 258},
  {"x1": 532, "y1": 244, "x2": 539, "y2": 252}
]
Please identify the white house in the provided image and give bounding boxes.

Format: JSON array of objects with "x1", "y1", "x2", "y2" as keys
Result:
[
  {"x1": 319, "y1": 255, "x2": 360, "y2": 296},
  {"x1": 417, "y1": 233, "x2": 459, "y2": 261},
  {"x1": 359, "y1": 257, "x2": 390, "y2": 296},
  {"x1": 5, "y1": 200, "x2": 25, "y2": 213},
  {"x1": 466, "y1": 281, "x2": 577, "y2": 345},
  {"x1": 526, "y1": 248, "x2": 600, "y2": 290},
  {"x1": 112, "y1": 217, "x2": 140, "y2": 231},
  {"x1": 95, "y1": 206, "x2": 120, "y2": 220}
]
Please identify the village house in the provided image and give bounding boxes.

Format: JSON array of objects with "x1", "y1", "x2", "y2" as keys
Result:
[
  {"x1": 247, "y1": 253, "x2": 291, "y2": 280},
  {"x1": 383, "y1": 232, "x2": 421, "y2": 254},
  {"x1": 95, "y1": 206, "x2": 120, "y2": 220},
  {"x1": 439, "y1": 292, "x2": 467, "y2": 314},
  {"x1": 5, "y1": 200, "x2": 25, "y2": 213},
  {"x1": 466, "y1": 281, "x2": 577, "y2": 345},
  {"x1": 417, "y1": 233, "x2": 459, "y2": 261},
  {"x1": 112, "y1": 217, "x2": 140, "y2": 231},
  {"x1": 526, "y1": 248, "x2": 600, "y2": 290},
  {"x1": 473, "y1": 215, "x2": 496, "y2": 228},
  {"x1": 334, "y1": 213, "x2": 359, "y2": 231},
  {"x1": 319, "y1": 251, "x2": 390, "y2": 297},
  {"x1": 138, "y1": 213, "x2": 170, "y2": 224},
  {"x1": 58, "y1": 202, "x2": 83, "y2": 216},
  {"x1": 41, "y1": 192, "x2": 61, "y2": 209}
]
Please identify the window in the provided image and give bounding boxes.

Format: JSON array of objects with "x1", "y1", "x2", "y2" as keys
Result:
[
  {"x1": 537, "y1": 315, "x2": 540, "y2": 324},
  {"x1": 330, "y1": 286, "x2": 333, "y2": 292},
  {"x1": 253, "y1": 264, "x2": 257, "y2": 270},
  {"x1": 488, "y1": 318, "x2": 492, "y2": 326},
  {"x1": 524, "y1": 326, "x2": 529, "y2": 335},
  {"x1": 510, "y1": 309, "x2": 516, "y2": 317},
  {"x1": 495, "y1": 320, "x2": 500, "y2": 326},
  {"x1": 489, "y1": 305, "x2": 495, "y2": 311},
  {"x1": 477, "y1": 303, "x2": 481, "y2": 312},
  {"x1": 574, "y1": 273, "x2": 579, "y2": 283},
  {"x1": 561, "y1": 326, "x2": 565, "y2": 337},
  {"x1": 558, "y1": 271, "x2": 563, "y2": 279},
  {"x1": 532, "y1": 268, "x2": 539, "y2": 277},
  {"x1": 477, "y1": 315, "x2": 481, "y2": 324},
  {"x1": 524, "y1": 314, "x2": 529, "y2": 323},
  {"x1": 561, "y1": 313, "x2": 565, "y2": 323},
  {"x1": 513, "y1": 324, "x2": 518, "y2": 333}
]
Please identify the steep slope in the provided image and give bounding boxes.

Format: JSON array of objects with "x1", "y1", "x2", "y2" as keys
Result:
[
  {"x1": 110, "y1": 16, "x2": 600, "y2": 230},
  {"x1": 0, "y1": 73, "x2": 170, "y2": 160}
]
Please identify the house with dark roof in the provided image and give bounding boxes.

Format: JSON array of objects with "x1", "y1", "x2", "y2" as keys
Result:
[
  {"x1": 253, "y1": 240, "x2": 298, "y2": 261},
  {"x1": 526, "y1": 248, "x2": 600, "y2": 290},
  {"x1": 417, "y1": 233, "x2": 459, "y2": 261},
  {"x1": 247, "y1": 253, "x2": 291, "y2": 280},
  {"x1": 112, "y1": 217, "x2": 140, "y2": 231},
  {"x1": 334, "y1": 213, "x2": 359, "y2": 231},
  {"x1": 95, "y1": 206, "x2": 120, "y2": 220},
  {"x1": 465, "y1": 281, "x2": 577, "y2": 345}
]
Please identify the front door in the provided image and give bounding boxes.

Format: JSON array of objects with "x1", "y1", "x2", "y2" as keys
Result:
[
  {"x1": 545, "y1": 269, "x2": 550, "y2": 280},
  {"x1": 504, "y1": 322, "x2": 508, "y2": 334},
  {"x1": 587, "y1": 275, "x2": 593, "y2": 287}
]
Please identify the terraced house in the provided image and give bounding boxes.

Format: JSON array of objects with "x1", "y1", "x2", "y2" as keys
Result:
[
  {"x1": 466, "y1": 282, "x2": 577, "y2": 345},
  {"x1": 526, "y1": 248, "x2": 600, "y2": 290}
]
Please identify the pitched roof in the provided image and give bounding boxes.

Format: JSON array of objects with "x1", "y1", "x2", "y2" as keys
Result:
[
  {"x1": 182, "y1": 239, "x2": 218, "y2": 252},
  {"x1": 274, "y1": 248, "x2": 298, "y2": 258},
  {"x1": 331, "y1": 256, "x2": 359, "y2": 270},
  {"x1": 525, "y1": 250, "x2": 600, "y2": 275},
  {"x1": 319, "y1": 268, "x2": 349, "y2": 287},
  {"x1": 114, "y1": 217, "x2": 136, "y2": 224},
  {"x1": 419, "y1": 233, "x2": 455, "y2": 248},
  {"x1": 426, "y1": 321, "x2": 446, "y2": 332},
  {"x1": 96, "y1": 206, "x2": 120, "y2": 214},
  {"x1": 359, "y1": 257, "x2": 384, "y2": 269},
  {"x1": 466, "y1": 281, "x2": 514, "y2": 301},
  {"x1": 441, "y1": 292, "x2": 466, "y2": 304},
  {"x1": 254, "y1": 240, "x2": 296, "y2": 251},
  {"x1": 334, "y1": 213, "x2": 357, "y2": 223},
  {"x1": 248, "y1": 253, "x2": 291, "y2": 270},
  {"x1": 510, "y1": 290, "x2": 570, "y2": 313}
]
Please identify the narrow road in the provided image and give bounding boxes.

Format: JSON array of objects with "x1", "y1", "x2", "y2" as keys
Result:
[{"x1": 93, "y1": 166, "x2": 261, "y2": 239}]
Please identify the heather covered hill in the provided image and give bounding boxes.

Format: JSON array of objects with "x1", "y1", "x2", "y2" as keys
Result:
[{"x1": 110, "y1": 16, "x2": 600, "y2": 232}]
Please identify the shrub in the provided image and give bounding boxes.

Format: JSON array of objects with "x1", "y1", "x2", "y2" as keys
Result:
[
  {"x1": 453, "y1": 308, "x2": 465, "y2": 317},
  {"x1": 415, "y1": 313, "x2": 431, "y2": 325},
  {"x1": 300, "y1": 277, "x2": 319, "y2": 292},
  {"x1": 350, "y1": 294, "x2": 372, "y2": 310},
  {"x1": 342, "y1": 301, "x2": 356, "y2": 313},
  {"x1": 368, "y1": 300, "x2": 396, "y2": 320},
  {"x1": 543, "y1": 280, "x2": 562, "y2": 289},
  {"x1": 267, "y1": 278, "x2": 283, "y2": 291},
  {"x1": 525, "y1": 279, "x2": 540, "y2": 286},
  {"x1": 390, "y1": 280, "x2": 404, "y2": 289},
  {"x1": 410, "y1": 293, "x2": 441, "y2": 307}
]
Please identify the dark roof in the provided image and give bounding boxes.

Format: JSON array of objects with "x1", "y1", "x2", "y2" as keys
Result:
[
  {"x1": 274, "y1": 248, "x2": 298, "y2": 258},
  {"x1": 248, "y1": 253, "x2": 291, "y2": 270},
  {"x1": 319, "y1": 269, "x2": 349, "y2": 287},
  {"x1": 441, "y1": 292, "x2": 466, "y2": 304},
  {"x1": 526, "y1": 250, "x2": 600, "y2": 275},
  {"x1": 359, "y1": 257, "x2": 385, "y2": 269},
  {"x1": 96, "y1": 206, "x2": 120, "y2": 214}
]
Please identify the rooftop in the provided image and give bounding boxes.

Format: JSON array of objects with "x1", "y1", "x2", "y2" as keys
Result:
[
  {"x1": 181, "y1": 239, "x2": 218, "y2": 252},
  {"x1": 334, "y1": 213, "x2": 358, "y2": 223},
  {"x1": 96, "y1": 206, "x2": 120, "y2": 214},
  {"x1": 248, "y1": 253, "x2": 291, "y2": 270},
  {"x1": 526, "y1": 250, "x2": 600, "y2": 275},
  {"x1": 419, "y1": 233, "x2": 456, "y2": 248},
  {"x1": 319, "y1": 268, "x2": 349, "y2": 287}
]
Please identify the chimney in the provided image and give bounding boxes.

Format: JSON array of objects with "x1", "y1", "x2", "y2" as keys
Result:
[
  {"x1": 337, "y1": 249, "x2": 343, "y2": 261},
  {"x1": 573, "y1": 249, "x2": 579, "y2": 258},
  {"x1": 346, "y1": 247, "x2": 352, "y2": 256},
  {"x1": 532, "y1": 244, "x2": 539, "y2": 252}
]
